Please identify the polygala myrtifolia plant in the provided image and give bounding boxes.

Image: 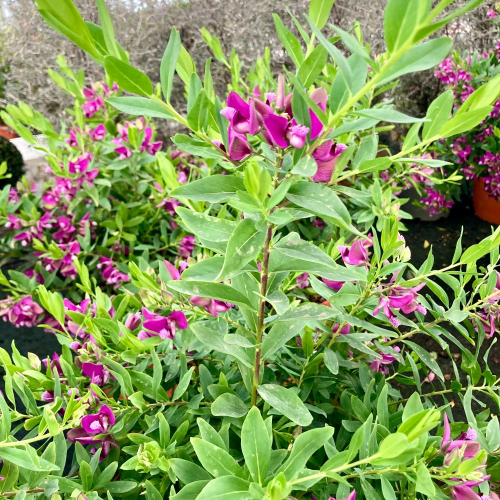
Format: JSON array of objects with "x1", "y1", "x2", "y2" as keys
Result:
[
  {"x1": 2, "y1": 0, "x2": 500, "y2": 499},
  {"x1": 0, "y1": 56, "x2": 206, "y2": 330}
]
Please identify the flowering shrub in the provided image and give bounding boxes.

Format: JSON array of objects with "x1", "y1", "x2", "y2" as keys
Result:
[
  {"x1": 403, "y1": 29, "x2": 500, "y2": 215},
  {"x1": 0, "y1": 58, "x2": 204, "y2": 329},
  {"x1": 1, "y1": 0, "x2": 500, "y2": 499}
]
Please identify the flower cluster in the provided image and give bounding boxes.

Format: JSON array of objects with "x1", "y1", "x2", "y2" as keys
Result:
[{"x1": 217, "y1": 77, "x2": 346, "y2": 183}]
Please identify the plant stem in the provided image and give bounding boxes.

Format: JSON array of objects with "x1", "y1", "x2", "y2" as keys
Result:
[{"x1": 251, "y1": 223, "x2": 273, "y2": 406}]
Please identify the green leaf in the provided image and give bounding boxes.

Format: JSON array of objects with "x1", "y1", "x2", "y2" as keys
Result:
[
  {"x1": 187, "y1": 89, "x2": 209, "y2": 131},
  {"x1": 173, "y1": 367, "x2": 195, "y2": 401},
  {"x1": 257, "y1": 384, "x2": 312, "y2": 426},
  {"x1": 422, "y1": 91, "x2": 454, "y2": 140},
  {"x1": 171, "y1": 175, "x2": 245, "y2": 202},
  {"x1": 172, "y1": 134, "x2": 226, "y2": 160},
  {"x1": 291, "y1": 156, "x2": 317, "y2": 177},
  {"x1": 0, "y1": 447, "x2": 58, "y2": 472},
  {"x1": 415, "y1": 462, "x2": 436, "y2": 497},
  {"x1": 286, "y1": 182, "x2": 355, "y2": 232},
  {"x1": 173, "y1": 481, "x2": 210, "y2": 500},
  {"x1": 241, "y1": 407, "x2": 271, "y2": 484},
  {"x1": 216, "y1": 219, "x2": 267, "y2": 281},
  {"x1": 145, "y1": 481, "x2": 163, "y2": 500},
  {"x1": 176, "y1": 45, "x2": 197, "y2": 87},
  {"x1": 161, "y1": 28, "x2": 181, "y2": 101},
  {"x1": 440, "y1": 107, "x2": 493, "y2": 138},
  {"x1": 261, "y1": 321, "x2": 306, "y2": 360},
  {"x1": 298, "y1": 45, "x2": 328, "y2": 88},
  {"x1": 104, "y1": 56, "x2": 152, "y2": 96},
  {"x1": 191, "y1": 438, "x2": 244, "y2": 478},
  {"x1": 176, "y1": 208, "x2": 237, "y2": 242},
  {"x1": 309, "y1": 0, "x2": 335, "y2": 29},
  {"x1": 379, "y1": 37, "x2": 453, "y2": 85},
  {"x1": 95, "y1": 0, "x2": 120, "y2": 59},
  {"x1": 196, "y1": 477, "x2": 251, "y2": 500},
  {"x1": 190, "y1": 324, "x2": 253, "y2": 368},
  {"x1": 378, "y1": 433, "x2": 409, "y2": 459},
  {"x1": 324, "y1": 348, "x2": 339, "y2": 375},
  {"x1": 169, "y1": 281, "x2": 252, "y2": 309},
  {"x1": 106, "y1": 97, "x2": 172, "y2": 119},
  {"x1": 403, "y1": 341, "x2": 444, "y2": 381},
  {"x1": 36, "y1": 0, "x2": 101, "y2": 59},
  {"x1": 170, "y1": 459, "x2": 213, "y2": 484},
  {"x1": 212, "y1": 393, "x2": 248, "y2": 418},
  {"x1": 384, "y1": 0, "x2": 423, "y2": 52},
  {"x1": 276, "y1": 426, "x2": 334, "y2": 480},
  {"x1": 273, "y1": 14, "x2": 304, "y2": 67},
  {"x1": 266, "y1": 291, "x2": 290, "y2": 316},
  {"x1": 354, "y1": 108, "x2": 426, "y2": 123}
]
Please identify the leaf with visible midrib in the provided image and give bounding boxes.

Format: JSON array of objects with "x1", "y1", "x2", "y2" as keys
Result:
[
  {"x1": 257, "y1": 384, "x2": 312, "y2": 426},
  {"x1": 104, "y1": 56, "x2": 153, "y2": 96},
  {"x1": 216, "y1": 218, "x2": 267, "y2": 281}
]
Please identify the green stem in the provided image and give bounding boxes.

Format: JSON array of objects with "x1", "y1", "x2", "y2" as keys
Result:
[{"x1": 251, "y1": 223, "x2": 273, "y2": 406}]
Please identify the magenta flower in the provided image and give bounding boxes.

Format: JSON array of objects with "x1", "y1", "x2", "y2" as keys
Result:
[
  {"x1": 97, "y1": 257, "x2": 130, "y2": 289},
  {"x1": 67, "y1": 405, "x2": 118, "y2": 459},
  {"x1": 332, "y1": 323, "x2": 350, "y2": 335},
  {"x1": 312, "y1": 141, "x2": 347, "y2": 183},
  {"x1": 89, "y1": 124, "x2": 106, "y2": 141},
  {"x1": 138, "y1": 308, "x2": 187, "y2": 340},
  {"x1": 41, "y1": 390, "x2": 55, "y2": 403},
  {"x1": 338, "y1": 240, "x2": 369, "y2": 266},
  {"x1": 124, "y1": 312, "x2": 142, "y2": 331},
  {"x1": 82, "y1": 405, "x2": 115, "y2": 434},
  {"x1": 213, "y1": 128, "x2": 252, "y2": 161},
  {"x1": 82, "y1": 96, "x2": 104, "y2": 118},
  {"x1": 488, "y1": 9, "x2": 498, "y2": 19},
  {"x1": 373, "y1": 277, "x2": 427, "y2": 328},
  {"x1": 189, "y1": 297, "x2": 233, "y2": 317},
  {"x1": 53, "y1": 216, "x2": 76, "y2": 241},
  {"x1": 0, "y1": 296, "x2": 43, "y2": 328},
  {"x1": 81, "y1": 362, "x2": 110, "y2": 386},
  {"x1": 163, "y1": 260, "x2": 181, "y2": 281},
  {"x1": 296, "y1": 272, "x2": 310, "y2": 289},
  {"x1": 263, "y1": 114, "x2": 310, "y2": 149},
  {"x1": 179, "y1": 235, "x2": 196, "y2": 258},
  {"x1": 369, "y1": 348, "x2": 400, "y2": 374},
  {"x1": 322, "y1": 278, "x2": 345, "y2": 291}
]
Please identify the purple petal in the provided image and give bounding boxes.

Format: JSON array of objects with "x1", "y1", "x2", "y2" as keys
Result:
[
  {"x1": 170, "y1": 310, "x2": 188, "y2": 330},
  {"x1": 346, "y1": 240, "x2": 368, "y2": 266},
  {"x1": 322, "y1": 278, "x2": 344, "y2": 290},
  {"x1": 99, "y1": 405, "x2": 115, "y2": 426},
  {"x1": 452, "y1": 485, "x2": 482, "y2": 500},
  {"x1": 263, "y1": 114, "x2": 289, "y2": 148},
  {"x1": 310, "y1": 87, "x2": 328, "y2": 111},
  {"x1": 226, "y1": 92, "x2": 250, "y2": 119},
  {"x1": 228, "y1": 130, "x2": 251, "y2": 161},
  {"x1": 164, "y1": 260, "x2": 181, "y2": 281},
  {"x1": 388, "y1": 294, "x2": 414, "y2": 309}
]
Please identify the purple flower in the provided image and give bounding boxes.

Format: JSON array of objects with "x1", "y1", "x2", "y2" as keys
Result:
[
  {"x1": 189, "y1": 297, "x2": 233, "y2": 317},
  {"x1": 213, "y1": 128, "x2": 252, "y2": 161},
  {"x1": 138, "y1": 308, "x2": 188, "y2": 340},
  {"x1": 369, "y1": 348, "x2": 400, "y2": 374},
  {"x1": 53, "y1": 216, "x2": 76, "y2": 241},
  {"x1": 89, "y1": 124, "x2": 106, "y2": 141},
  {"x1": 373, "y1": 281, "x2": 427, "y2": 328},
  {"x1": 263, "y1": 114, "x2": 310, "y2": 149},
  {"x1": 322, "y1": 278, "x2": 345, "y2": 291},
  {"x1": 81, "y1": 405, "x2": 115, "y2": 434},
  {"x1": 67, "y1": 405, "x2": 118, "y2": 459},
  {"x1": 312, "y1": 141, "x2": 347, "y2": 183},
  {"x1": 338, "y1": 240, "x2": 369, "y2": 266},
  {"x1": 124, "y1": 312, "x2": 142, "y2": 331},
  {"x1": 81, "y1": 362, "x2": 110, "y2": 386},
  {"x1": 0, "y1": 296, "x2": 44, "y2": 328},
  {"x1": 332, "y1": 323, "x2": 350, "y2": 335},
  {"x1": 41, "y1": 390, "x2": 55, "y2": 403},
  {"x1": 97, "y1": 257, "x2": 130, "y2": 289},
  {"x1": 163, "y1": 260, "x2": 181, "y2": 280},
  {"x1": 488, "y1": 9, "x2": 498, "y2": 19},
  {"x1": 179, "y1": 235, "x2": 196, "y2": 258},
  {"x1": 296, "y1": 273, "x2": 309, "y2": 289}
]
